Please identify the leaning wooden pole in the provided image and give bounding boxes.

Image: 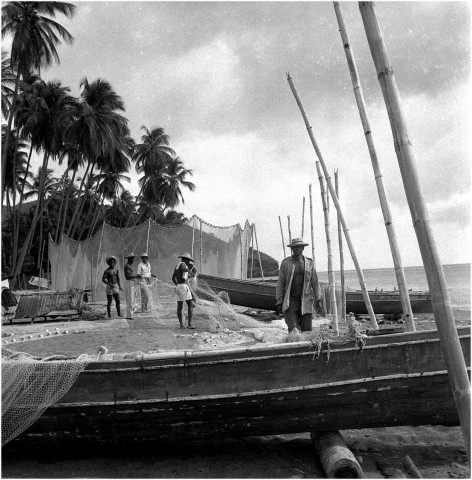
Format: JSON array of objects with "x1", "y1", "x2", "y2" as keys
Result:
[
  {"x1": 316, "y1": 163, "x2": 339, "y2": 334},
  {"x1": 309, "y1": 184, "x2": 316, "y2": 267},
  {"x1": 287, "y1": 215, "x2": 292, "y2": 245},
  {"x1": 250, "y1": 225, "x2": 255, "y2": 280},
  {"x1": 301, "y1": 196, "x2": 306, "y2": 238},
  {"x1": 335, "y1": 170, "x2": 346, "y2": 321},
  {"x1": 287, "y1": 72, "x2": 378, "y2": 329},
  {"x1": 278, "y1": 216, "x2": 287, "y2": 258},
  {"x1": 359, "y1": 0, "x2": 470, "y2": 455},
  {"x1": 334, "y1": 1, "x2": 415, "y2": 332},
  {"x1": 253, "y1": 224, "x2": 265, "y2": 282}
]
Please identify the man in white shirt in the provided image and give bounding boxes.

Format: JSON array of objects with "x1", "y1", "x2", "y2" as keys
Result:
[{"x1": 136, "y1": 252, "x2": 156, "y2": 313}]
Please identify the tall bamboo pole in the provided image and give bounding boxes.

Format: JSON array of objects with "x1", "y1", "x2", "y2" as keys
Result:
[
  {"x1": 309, "y1": 184, "x2": 316, "y2": 267},
  {"x1": 317, "y1": 163, "x2": 339, "y2": 334},
  {"x1": 335, "y1": 170, "x2": 346, "y2": 320},
  {"x1": 250, "y1": 226, "x2": 255, "y2": 280},
  {"x1": 254, "y1": 224, "x2": 265, "y2": 282},
  {"x1": 359, "y1": 1, "x2": 470, "y2": 456},
  {"x1": 191, "y1": 216, "x2": 196, "y2": 258},
  {"x1": 279, "y1": 216, "x2": 287, "y2": 259},
  {"x1": 199, "y1": 220, "x2": 203, "y2": 274},
  {"x1": 301, "y1": 196, "x2": 306, "y2": 238},
  {"x1": 287, "y1": 72, "x2": 378, "y2": 329},
  {"x1": 287, "y1": 215, "x2": 292, "y2": 245},
  {"x1": 334, "y1": 1, "x2": 415, "y2": 332}
]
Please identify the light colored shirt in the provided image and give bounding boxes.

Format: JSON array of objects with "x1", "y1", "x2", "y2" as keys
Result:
[{"x1": 137, "y1": 261, "x2": 151, "y2": 278}]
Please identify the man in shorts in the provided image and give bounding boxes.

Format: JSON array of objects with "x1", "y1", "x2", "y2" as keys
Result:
[
  {"x1": 172, "y1": 253, "x2": 197, "y2": 329},
  {"x1": 102, "y1": 256, "x2": 123, "y2": 318}
]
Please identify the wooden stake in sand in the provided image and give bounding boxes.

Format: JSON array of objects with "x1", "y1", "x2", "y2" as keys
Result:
[
  {"x1": 334, "y1": 1, "x2": 415, "y2": 332},
  {"x1": 316, "y1": 162, "x2": 339, "y2": 334},
  {"x1": 287, "y1": 72, "x2": 378, "y2": 330},
  {"x1": 359, "y1": 0, "x2": 470, "y2": 456},
  {"x1": 278, "y1": 216, "x2": 287, "y2": 259},
  {"x1": 301, "y1": 196, "x2": 306, "y2": 238},
  {"x1": 287, "y1": 215, "x2": 292, "y2": 245},
  {"x1": 335, "y1": 170, "x2": 346, "y2": 320},
  {"x1": 308, "y1": 184, "x2": 316, "y2": 267}
]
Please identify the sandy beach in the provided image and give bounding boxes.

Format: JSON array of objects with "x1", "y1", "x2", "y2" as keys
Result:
[{"x1": 2, "y1": 291, "x2": 470, "y2": 479}]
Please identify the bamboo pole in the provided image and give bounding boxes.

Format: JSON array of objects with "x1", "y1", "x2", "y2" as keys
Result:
[
  {"x1": 199, "y1": 220, "x2": 203, "y2": 274},
  {"x1": 254, "y1": 224, "x2": 265, "y2": 281},
  {"x1": 278, "y1": 216, "x2": 287, "y2": 258},
  {"x1": 301, "y1": 196, "x2": 306, "y2": 238},
  {"x1": 335, "y1": 170, "x2": 346, "y2": 321},
  {"x1": 309, "y1": 184, "x2": 316, "y2": 267},
  {"x1": 287, "y1": 72, "x2": 378, "y2": 329},
  {"x1": 250, "y1": 225, "x2": 255, "y2": 280},
  {"x1": 334, "y1": 1, "x2": 415, "y2": 332},
  {"x1": 359, "y1": 0, "x2": 470, "y2": 456},
  {"x1": 191, "y1": 216, "x2": 196, "y2": 258},
  {"x1": 287, "y1": 215, "x2": 292, "y2": 245},
  {"x1": 316, "y1": 163, "x2": 339, "y2": 334}
]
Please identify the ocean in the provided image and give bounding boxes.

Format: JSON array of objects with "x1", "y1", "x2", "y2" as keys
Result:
[{"x1": 316, "y1": 263, "x2": 471, "y2": 310}]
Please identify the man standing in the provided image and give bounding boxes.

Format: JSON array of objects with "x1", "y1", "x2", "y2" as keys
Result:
[
  {"x1": 172, "y1": 253, "x2": 196, "y2": 329},
  {"x1": 136, "y1": 253, "x2": 155, "y2": 313},
  {"x1": 123, "y1": 252, "x2": 140, "y2": 320},
  {"x1": 102, "y1": 256, "x2": 123, "y2": 318},
  {"x1": 275, "y1": 238, "x2": 322, "y2": 332}
]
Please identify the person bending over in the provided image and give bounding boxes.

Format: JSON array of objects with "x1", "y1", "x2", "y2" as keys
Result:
[
  {"x1": 172, "y1": 253, "x2": 196, "y2": 329},
  {"x1": 102, "y1": 256, "x2": 123, "y2": 318}
]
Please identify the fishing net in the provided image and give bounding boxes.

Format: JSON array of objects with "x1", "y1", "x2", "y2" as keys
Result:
[
  {"x1": 1, "y1": 348, "x2": 90, "y2": 446},
  {"x1": 49, "y1": 216, "x2": 254, "y2": 301}
]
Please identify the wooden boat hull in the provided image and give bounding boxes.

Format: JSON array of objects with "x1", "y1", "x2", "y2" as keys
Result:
[
  {"x1": 198, "y1": 274, "x2": 433, "y2": 314},
  {"x1": 7, "y1": 326, "x2": 470, "y2": 448}
]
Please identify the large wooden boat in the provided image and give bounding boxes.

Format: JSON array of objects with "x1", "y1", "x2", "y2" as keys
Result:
[
  {"x1": 5, "y1": 325, "x2": 470, "y2": 449},
  {"x1": 198, "y1": 274, "x2": 433, "y2": 315}
]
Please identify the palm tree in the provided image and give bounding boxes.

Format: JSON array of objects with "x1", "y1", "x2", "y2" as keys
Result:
[
  {"x1": 105, "y1": 189, "x2": 134, "y2": 228},
  {"x1": 12, "y1": 79, "x2": 77, "y2": 283},
  {"x1": 65, "y1": 77, "x2": 130, "y2": 239},
  {"x1": 126, "y1": 125, "x2": 175, "y2": 227},
  {"x1": 1, "y1": 1, "x2": 76, "y2": 201},
  {"x1": 156, "y1": 156, "x2": 195, "y2": 213},
  {"x1": 1, "y1": 50, "x2": 15, "y2": 118}
]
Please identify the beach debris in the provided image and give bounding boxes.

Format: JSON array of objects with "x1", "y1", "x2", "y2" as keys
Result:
[{"x1": 97, "y1": 346, "x2": 108, "y2": 356}]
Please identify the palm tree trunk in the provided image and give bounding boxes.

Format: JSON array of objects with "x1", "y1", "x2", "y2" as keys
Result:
[
  {"x1": 66, "y1": 161, "x2": 92, "y2": 237},
  {"x1": 1, "y1": 70, "x2": 21, "y2": 204},
  {"x1": 59, "y1": 169, "x2": 77, "y2": 241},
  {"x1": 10, "y1": 138, "x2": 19, "y2": 272},
  {"x1": 78, "y1": 165, "x2": 103, "y2": 239},
  {"x1": 50, "y1": 168, "x2": 70, "y2": 242},
  {"x1": 13, "y1": 143, "x2": 34, "y2": 268},
  {"x1": 88, "y1": 194, "x2": 106, "y2": 239},
  {"x1": 124, "y1": 184, "x2": 144, "y2": 228},
  {"x1": 70, "y1": 189, "x2": 88, "y2": 239},
  {"x1": 37, "y1": 208, "x2": 43, "y2": 268}
]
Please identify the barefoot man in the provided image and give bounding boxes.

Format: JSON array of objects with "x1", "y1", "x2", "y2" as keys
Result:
[
  {"x1": 123, "y1": 252, "x2": 141, "y2": 319},
  {"x1": 102, "y1": 256, "x2": 123, "y2": 318},
  {"x1": 172, "y1": 253, "x2": 197, "y2": 329}
]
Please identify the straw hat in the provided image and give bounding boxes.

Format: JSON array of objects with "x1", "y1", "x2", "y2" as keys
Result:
[
  {"x1": 106, "y1": 256, "x2": 117, "y2": 265},
  {"x1": 287, "y1": 238, "x2": 308, "y2": 248},
  {"x1": 178, "y1": 252, "x2": 194, "y2": 262},
  {"x1": 126, "y1": 252, "x2": 136, "y2": 258},
  {"x1": 141, "y1": 252, "x2": 149, "y2": 258}
]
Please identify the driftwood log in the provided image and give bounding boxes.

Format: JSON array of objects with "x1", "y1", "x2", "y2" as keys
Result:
[{"x1": 311, "y1": 431, "x2": 364, "y2": 478}]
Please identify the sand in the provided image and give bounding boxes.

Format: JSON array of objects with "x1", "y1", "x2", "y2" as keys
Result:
[{"x1": 1, "y1": 295, "x2": 470, "y2": 478}]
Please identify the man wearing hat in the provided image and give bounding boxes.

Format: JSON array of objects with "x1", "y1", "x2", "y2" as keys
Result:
[
  {"x1": 275, "y1": 238, "x2": 322, "y2": 332},
  {"x1": 123, "y1": 253, "x2": 141, "y2": 319},
  {"x1": 102, "y1": 256, "x2": 123, "y2": 318},
  {"x1": 171, "y1": 253, "x2": 197, "y2": 329},
  {"x1": 136, "y1": 253, "x2": 156, "y2": 313}
]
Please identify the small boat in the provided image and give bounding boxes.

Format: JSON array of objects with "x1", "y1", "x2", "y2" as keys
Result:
[
  {"x1": 198, "y1": 274, "x2": 433, "y2": 315},
  {"x1": 4, "y1": 325, "x2": 470, "y2": 448}
]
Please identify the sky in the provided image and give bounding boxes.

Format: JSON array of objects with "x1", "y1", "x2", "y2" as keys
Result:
[{"x1": 19, "y1": 1, "x2": 472, "y2": 271}]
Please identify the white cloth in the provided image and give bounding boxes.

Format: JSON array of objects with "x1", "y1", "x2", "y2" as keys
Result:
[
  {"x1": 137, "y1": 262, "x2": 152, "y2": 278},
  {"x1": 124, "y1": 279, "x2": 136, "y2": 318},
  {"x1": 176, "y1": 283, "x2": 192, "y2": 302}
]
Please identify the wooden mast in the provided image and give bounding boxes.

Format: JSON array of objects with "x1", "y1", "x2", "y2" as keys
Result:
[
  {"x1": 287, "y1": 215, "x2": 292, "y2": 245},
  {"x1": 316, "y1": 162, "x2": 339, "y2": 334},
  {"x1": 309, "y1": 184, "x2": 316, "y2": 267},
  {"x1": 278, "y1": 215, "x2": 287, "y2": 259},
  {"x1": 335, "y1": 170, "x2": 346, "y2": 321},
  {"x1": 301, "y1": 196, "x2": 306, "y2": 238},
  {"x1": 334, "y1": 1, "x2": 415, "y2": 332},
  {"x1": 359, "y1": 0, "x2": 470, "y2": 456},
  {"x1": 287, "y1": 72, "x2": 378, "y2": 329}
]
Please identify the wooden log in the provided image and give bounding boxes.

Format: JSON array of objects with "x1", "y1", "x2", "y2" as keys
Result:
[
  {"x1": 308, "y1": 184, "x2": 316, "y2": 267},
  {"x1": 287, "y1": 72, "x2": 378, "y2": 330},
  {"x1": 359, "y1": 1, "x2": 470, "y2": 458},
  {"x1": 333, "y1": 1, "x2": 415, "y2": 332},
  {"x1": 403, "y1": 455, "x2": 423, "y2": 478},
  {"x1": 335, "y1": 170, "x2": 346, "y2": 321},
  {"x1": 311, "y1": 431, "x2": 364, "y2": 478},
  {"x1": 278, "y1": 215, "x2": 286, "y2": 259},
  {"x1": 316, "y1": 162, "x2": 339, "y2": 334}
]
